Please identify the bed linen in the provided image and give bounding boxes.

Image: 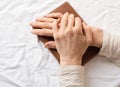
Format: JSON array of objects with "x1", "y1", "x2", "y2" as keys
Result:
[{"x1": 0, "y1": 0, "x2": 120, "y2": 87}]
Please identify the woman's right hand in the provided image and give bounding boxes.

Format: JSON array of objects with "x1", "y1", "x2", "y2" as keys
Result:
[{"x1": 52, "y1": 12, "x2": 92, "y2": 66}]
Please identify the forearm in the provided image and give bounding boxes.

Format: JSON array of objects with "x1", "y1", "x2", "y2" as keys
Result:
[
  {"x1": 90, "y1": 27, "x2": 120, "y2": 66},
  {"x1": 99, "y1": 30, "x2": 120, "y2": 66},
  {"x1": 58, "y1": 65, "x2": 85, "y2": 87}
]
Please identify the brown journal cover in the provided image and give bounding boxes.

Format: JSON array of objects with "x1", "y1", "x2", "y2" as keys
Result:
[{"x1": 38, "y1": 2, "x2": 100, "y2": 65}]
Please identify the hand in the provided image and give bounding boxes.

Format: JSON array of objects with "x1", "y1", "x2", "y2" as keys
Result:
[
  {"x1": 52, "y1": 12, "x2": 92, "y2": 66},
  {"x1": 31, "y1": 13, "x2": 63, "y2": 37},
  {"x1": 31, "y1": 13, "x2": 63, "y2": 48}
]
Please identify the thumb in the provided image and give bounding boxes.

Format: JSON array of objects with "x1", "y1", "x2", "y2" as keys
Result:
[
  {"x1": 44, "y1": 41, "x2": 56, "y2": 49},
  {"x1": 52, "y1": 19, "x2": 59, "y2": 34},
  {"x1": 52, "y1": 19, "x2": 60, "y2": 40},
  {"x1": 82, "y1": 22, "x2": 93, "y2": 45}
]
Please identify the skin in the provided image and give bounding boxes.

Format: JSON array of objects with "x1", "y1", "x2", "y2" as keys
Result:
[
  {"x1": 31, "y1": 13, "x2": 103, "y2": 48},
  {"x1": 31, "y1": 13, "x2": 103, "y2": 65},
  {"x1": 52, "y1": 12, "x2": 92, "y2": 65}
]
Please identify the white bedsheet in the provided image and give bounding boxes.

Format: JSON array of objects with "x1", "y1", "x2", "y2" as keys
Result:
[{"x1": 0, "y1": 0, "x2": 120, "y2": 87}]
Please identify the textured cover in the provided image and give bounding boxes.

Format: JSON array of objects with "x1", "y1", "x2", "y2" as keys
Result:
[{"x1": 38, "y1": 2, "x2": 100, "y2": 65}]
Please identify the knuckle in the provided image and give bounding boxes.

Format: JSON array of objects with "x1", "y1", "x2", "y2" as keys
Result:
[
  {"x1": 44, "y1": 22, "x2": 48, "y2": 26},
  {"x1": 58, "y1": 13, "x2": 61, "y2": 16},
  {"x1": 39, "y1": 23, "x2": 44, "y2": 27},
  {"x1": 54, "y1": 32, "x2": 64, "y2": 40},
  {"x1": 41, "y1": 17, "x2": 44, "y2": 19},
  {"x1": 86, "y1": 26, "x2": 91, "y2": 29},
  {"x1": 76, "y1": 17, "x2": 82, "y2": 23},
  {"x1": 59, "y1": 32, "x2": 64, "y2": 38},
  {"x1": 43, "y1": 29, "x2": 47, "y2": 34},
  {"x1": 63, "y1": 17, "x2": 67, "y2": 22},
  {"x1": 75, "y1": 17, "x2": 79, "y2": 20},
  {"x1": 70, "y1": 14, "x2": 74, "y2": 17},
  {"x1": 52, "y1": 19, "x2": 55, "y2": 22},
  {"x1": 50, "y1": 13, "x2": 54, "y2": 16},
  {"x1": 65, "y1": 29, "x2": 73, "y2": 36},
  {"x1": 50, "y1": 23, "x2": 53, "y2": 27},
  {"x1": 54, "y1": 34, "x2": 60, "y2": 40},
  {"x1": 57, "y1": 12, "x2": 63, "y2": 17},
  {"x1": 49, "y1": 18, "x2": 54, "y2": 22},
  {"x1": 87, "y1": 38, "x2": 93, "y2": 45},
  {"x1": 44, "y1": 23, "x2": 51, "y2": 28},
  {"x1": 74, "y1": 29, "x2": 81, "y2": 34}
]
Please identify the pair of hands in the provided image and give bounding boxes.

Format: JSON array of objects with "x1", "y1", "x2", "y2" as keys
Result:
[{"x1": 31, "y1": 12, "x2": 103, "y2": 66}]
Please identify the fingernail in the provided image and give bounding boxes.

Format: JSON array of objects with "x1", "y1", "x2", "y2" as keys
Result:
[
  {"x1": 31, "y1": 31, "x2": 34, "y2": 34},
  {"x1": 45, "y1": 14, "x2": 50, "y2": 17},
  {"x1": 65, "y1": 12, "x2": 68, "y2": 14},
  {"x1": 35, "y1": 18, "x2": 39, "y2": 21},
  {"x1": 58, "y1": 18, "x2": 60, "y2": 22},
  {"x1": 58, "y1": 23, "x2": 61, "y2": 27},
  {"x1": 83, "y1": 22, "x2": 87, "y2": 25},
  {"x1": 30, "y1": 22, "x2": 34, "y2": 26},
  {"x1": 30, "y1": 22, "x2": 33, "y2": 26},
  {"x1": 45, "y1": 44, "x2": 49, "y2": 48},
  {"x1": 31, "y1": 30, "x2": 35, "y2": 34}
]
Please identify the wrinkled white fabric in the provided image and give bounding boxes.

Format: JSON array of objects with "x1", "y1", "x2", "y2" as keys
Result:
[
  {"x1": 0, "y1": 0, "x2": 120, "y2": 87},
  {"x1": 58, "y1": 66, "x2": 84, "y2": 87},
  {"x1": 99, "y1": 31, "x2": 120, "y2": 67}
]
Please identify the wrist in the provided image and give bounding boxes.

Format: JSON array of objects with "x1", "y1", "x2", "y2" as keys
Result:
[
  {"x1": 91, "y1": 27, "x2": 103, "y2": 48},
  {"x1": 60, "y1": 58, "x2": 82, "y2": 66}
]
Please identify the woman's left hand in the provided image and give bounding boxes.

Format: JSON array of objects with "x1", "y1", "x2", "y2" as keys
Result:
[{"x1": 31, "y1": 13, "x2": 63, "y2": 48}]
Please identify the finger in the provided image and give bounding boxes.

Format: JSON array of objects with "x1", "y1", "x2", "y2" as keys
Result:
[
  {"x1": 36, "y1": 17, "x2": 54, "y2": 22},
  {"x1": 82, "y1": 22, "x2": 92, "y2": 45},
  {"x1": 31, "y1": 29, "x2": 53, "y2": 36},
  {"x1": 67, "y1": 14, "x2": 74, "y2": 29},
  {"x1": 74, "y1": 17, "x2": 83, "y2": 35},
  {"x1": 61, "y1": 12, "x2": 69, "y2": 30},
  {"x1": 58, "y1": 23, "x2": 61, "y2": 28},
  {"x1": 44, "y1": 41, "x2": 56, "y2": 49},
  {"x1": 30, "y1": 22, "x2": 52, "y2": 29},
  {"x1": 45, "y1": 12, "x2": 63, "y2": 19},
  {"x1": 52, "y1": 19, "x2": 59, "y2": 35}
]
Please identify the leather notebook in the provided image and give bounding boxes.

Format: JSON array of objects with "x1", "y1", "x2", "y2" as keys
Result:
[{"x1": 37, "y1": 2, "x2": 100, "y2": 65}]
